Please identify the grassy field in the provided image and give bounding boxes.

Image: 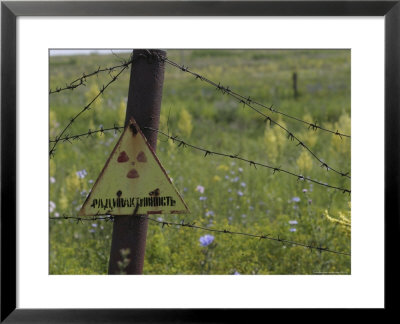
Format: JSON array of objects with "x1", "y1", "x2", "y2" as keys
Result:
[{"x1": 49, "y1": 49, "x2": 351, "y2": 275}]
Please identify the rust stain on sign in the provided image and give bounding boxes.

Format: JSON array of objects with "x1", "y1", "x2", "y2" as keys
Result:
[{"x1": 79, "y1": 118, "x2": 189, "y2": 216}]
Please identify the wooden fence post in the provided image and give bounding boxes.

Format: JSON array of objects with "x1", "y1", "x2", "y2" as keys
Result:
[{"x1": 108, "y1": 49, "x2": 166, "y2": 274}]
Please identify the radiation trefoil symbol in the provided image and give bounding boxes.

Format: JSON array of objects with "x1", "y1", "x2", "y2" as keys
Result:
[{"x1": 79, "y1": 118, "x2": 189, "y2": 216}]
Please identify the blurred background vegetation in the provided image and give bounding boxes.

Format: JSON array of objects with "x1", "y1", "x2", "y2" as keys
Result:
[{"x1": 49, "y1": 49, "x2": 351, "y2": 274}]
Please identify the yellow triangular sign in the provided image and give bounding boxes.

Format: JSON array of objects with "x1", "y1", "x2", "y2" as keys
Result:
[{"x1": 79, "y1": 118, "x2": 189, "y2": 216}]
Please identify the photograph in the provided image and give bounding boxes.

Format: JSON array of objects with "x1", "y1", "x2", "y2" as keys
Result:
[{"x1": 49, "y1": 49, "x2": 351, "y2": 275}]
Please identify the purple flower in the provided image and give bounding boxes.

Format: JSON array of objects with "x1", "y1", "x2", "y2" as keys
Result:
[
  {"x1": 237, "y1": 191, "x2": 244, "y2": 197},
  {"x1": 289, "y1": 220, "x2": 298, "y2": 225},
  {"x1": 196, "y1": 185, "x2": 205, "y2": 194},
  {"x1": 233, "y1": 271, "x2": 241, "y2": 275},
  {"x1": 91, "y1": 223, "x2": 98, "y2": 228},
  {"x1": 292, "y1": 197, "x2": 300, "y2": 203},
  {"x1": 199, "y1": 234, "x2": 214, "y2": 247},
  {"x1": 49, "y1": 201, "x2": 56, "y2": 213},
  {"x1": 50, "y1": 177, "x2": 56, "y2": 184},
  {"x1": 302, "y1": 189, "x2": 308, "y2": 193},
  {"x1": 240, "y1": 182, "x2": 246, "y2": 187},
  {"x1": 289, "y1": 228, "x2": 297, "y2": 232},
  {"x1": 76, "y1": 169, "x2": 87, "y2": 179}
]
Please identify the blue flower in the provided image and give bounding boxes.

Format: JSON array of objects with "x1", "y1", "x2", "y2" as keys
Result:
[
  {"x1": 289, "y1": 220, "x2": 298, "y2": 225},
  {"x1": 240, "y1": 182, "x2": 246, "y2": 187},
  {"x1": 50, "y1": 177, "x2": 56, "y2": 184},
  {"x1": 199, "y1": 196, "x2": 207, "y2": 201},
  {"x1": 289, "y1": 228, "x2": 297, "y2": 232},
  {"x1": 199, "y1": 234, "x2": 214, "y2": 247},
  {"x1": 237, "y1": 191, "x2": 244, "y2": 197},
  {"x1": 205, "y1": 210, "x2": 215, "y2": 217},
  {"x1": 76, "y1": 169, "x2": 87, "y2": 179},
  {"x1": 291, "y1": 196, "x2": 300, "y2": 202},
  {"x1": 91, "y1": 223, "x2": 98, "y2": 228},
  {"x1": 232, "y1": 176, "x2": 239, "y2": 182},
  {"x1": 233, "y1": 271, "x2": 241, "y2": 275}
]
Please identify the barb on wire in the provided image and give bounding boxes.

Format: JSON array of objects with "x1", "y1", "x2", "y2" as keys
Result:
[
  {"x1": 49, "y1": 65, "x2": 129, "y2": 158},
  {"x1": 162, "y1": 57, "x2": 351, "y2": 179},
  {"x1": 49, "y1": 57, "x2": 133, "y2": 94},
  {"x1": 144, "y1": 127, "x2": 351, "y2": 194},
  {"x1": 49, "y1": 214, "x2": 350, "y2": 257},
  {"x1": 49, "y1": 125, "x2": 124, "y2": 143}
]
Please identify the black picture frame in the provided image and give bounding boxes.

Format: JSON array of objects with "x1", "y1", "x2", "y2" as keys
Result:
[{"x1": 1, "y1": 0, "x2": 398, "y2": 321}]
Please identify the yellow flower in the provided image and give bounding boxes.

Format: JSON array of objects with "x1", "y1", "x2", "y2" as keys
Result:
[
  {"x1": 177, "y1": 108, "x2": 193, "y2": 137},
  {"x1": 296, "y1": 150, "x2": 313, "y2": 172},
  {"x1": 213, "y1": 175, "x2": 221, "y2": 182},
  {"x1": 217, "y1": 164, "x2": 229, "y2": 171}
]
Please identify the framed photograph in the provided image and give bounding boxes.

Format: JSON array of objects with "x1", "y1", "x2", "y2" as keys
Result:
[{"x1": 1, "y1": 0, "x2": 398, "y2": 321}]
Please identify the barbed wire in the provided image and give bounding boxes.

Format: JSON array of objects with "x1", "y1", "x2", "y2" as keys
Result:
[
  {"x1": 162, "y1": 57, "x2": 351, "y2": 180},
  {"x1": 164, "y1": 58, "x2": 350, "y2": 139},
  {"x1": 49, "y1": 214, "x2": 350, "y2": 257},
  {"x1": 47, "y1": 124, "x2": 350, "y2": 194},
  {"x1": 49, "y1": 57, "x2": 133, "y2": 94},
  {"x1": 49, "y1": 65, "x2": 129, "y2": 158},
  {"x1": 144, "y1": 126, "x2": 351, "y2": 194},
  {"x1": 49, "y1": 125, "x2": 124, "y2": 143}
]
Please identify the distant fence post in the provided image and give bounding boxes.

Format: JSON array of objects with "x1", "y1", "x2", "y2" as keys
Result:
[
  {"x1": 108, "y1": 49, "x2": 166, "y2": 274},
  {"x1": 292, "y1": 72, "x2": 298, "y2": 99}
]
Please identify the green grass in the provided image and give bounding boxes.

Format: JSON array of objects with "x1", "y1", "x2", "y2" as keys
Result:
[{"x1": 49, "y1": 49, "x2": 351, "y2": 275}]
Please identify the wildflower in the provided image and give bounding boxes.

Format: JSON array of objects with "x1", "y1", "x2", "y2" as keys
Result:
[
  {"x1": 195, "y1": 185, "x2": 205, "y2": 194},
  {"x1": 91, "y1": 223, "x2": 98, "y2": 228},
  {"x1": 233, "y1": 271, "x2": 241, "y2": 275},
  {"x1": 240, "y1": 182, "x2": 246, "y2": 187},
  {"x1": 81, "y1": 190, "x2": 87, "y2": 197},
  {"x1": 249, "y1": 206, "x2": 254, "y2": 210},
  {"x1": 289, "y1": 220, "x2": 298, "y2": 225},
  {"x1": 217, "y1": 164, "x2": 229, "y2": 171},
  {"x1": 76, "y1": 169, "x2": 87, "y2": 179},
  {"x1": 238, "y1": 167, "x2": 243, "y2": 173},
  {"x1": 205, "y1": 210, "x2": 215, "y2": 217},
  {"x1": 50, "y1": 177, "x2": 56, "y2": 184},
  {"x1": 225, "y1": 175, "x2": 230, "y2": 180},
  {"x1": 232, "y1": 176, "x2": 239, "y2": 182},
  {"x1": 54, "y1": 212, "x2": 60, "y2": 218},
  {"x1": 237, "y1": 191, "x2": 244, "y2": 197},
  {"x1": 289, "y1": 228, "x2": 297, "y2": 232},
  {"x1": 183, "y1": 187, "x2": 188, "y2": 192},
  {"x1": 88, "y1": 179, "x2": 94, "y2": 184},
  {"x1": 157, "y1": 217, "x2": 163, "y2": 222},
  {"x1": 241, "y1": 214, "x2": 246, "y2": 218},
  {"x1": 199, "y1": 234, "x2": 214, "y2": 247},
  {"x1": 308, "y1": 199, "x2": 312, "y2": 205},
  {"x1": 89, "y1": 229, "x2": 96, "y2": 234},
  {"x1": 49, "y1": 201, "x2": 56, "y2": 213},
  {"x1": 199, "y1": 196, "x2": 207, "y2": 201},
  {"x1": 230, "y1": 171, "x2": 235, "y2": 175},
  {"x1": 213, "y1": 175, "x2": 221, "y2": 182},
  {"x1": 292, "y1": 197, "x2": 300, "y2": 203},
  {"x1": 302, "y1": 189, "x2": 308, "y2": 193}
]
